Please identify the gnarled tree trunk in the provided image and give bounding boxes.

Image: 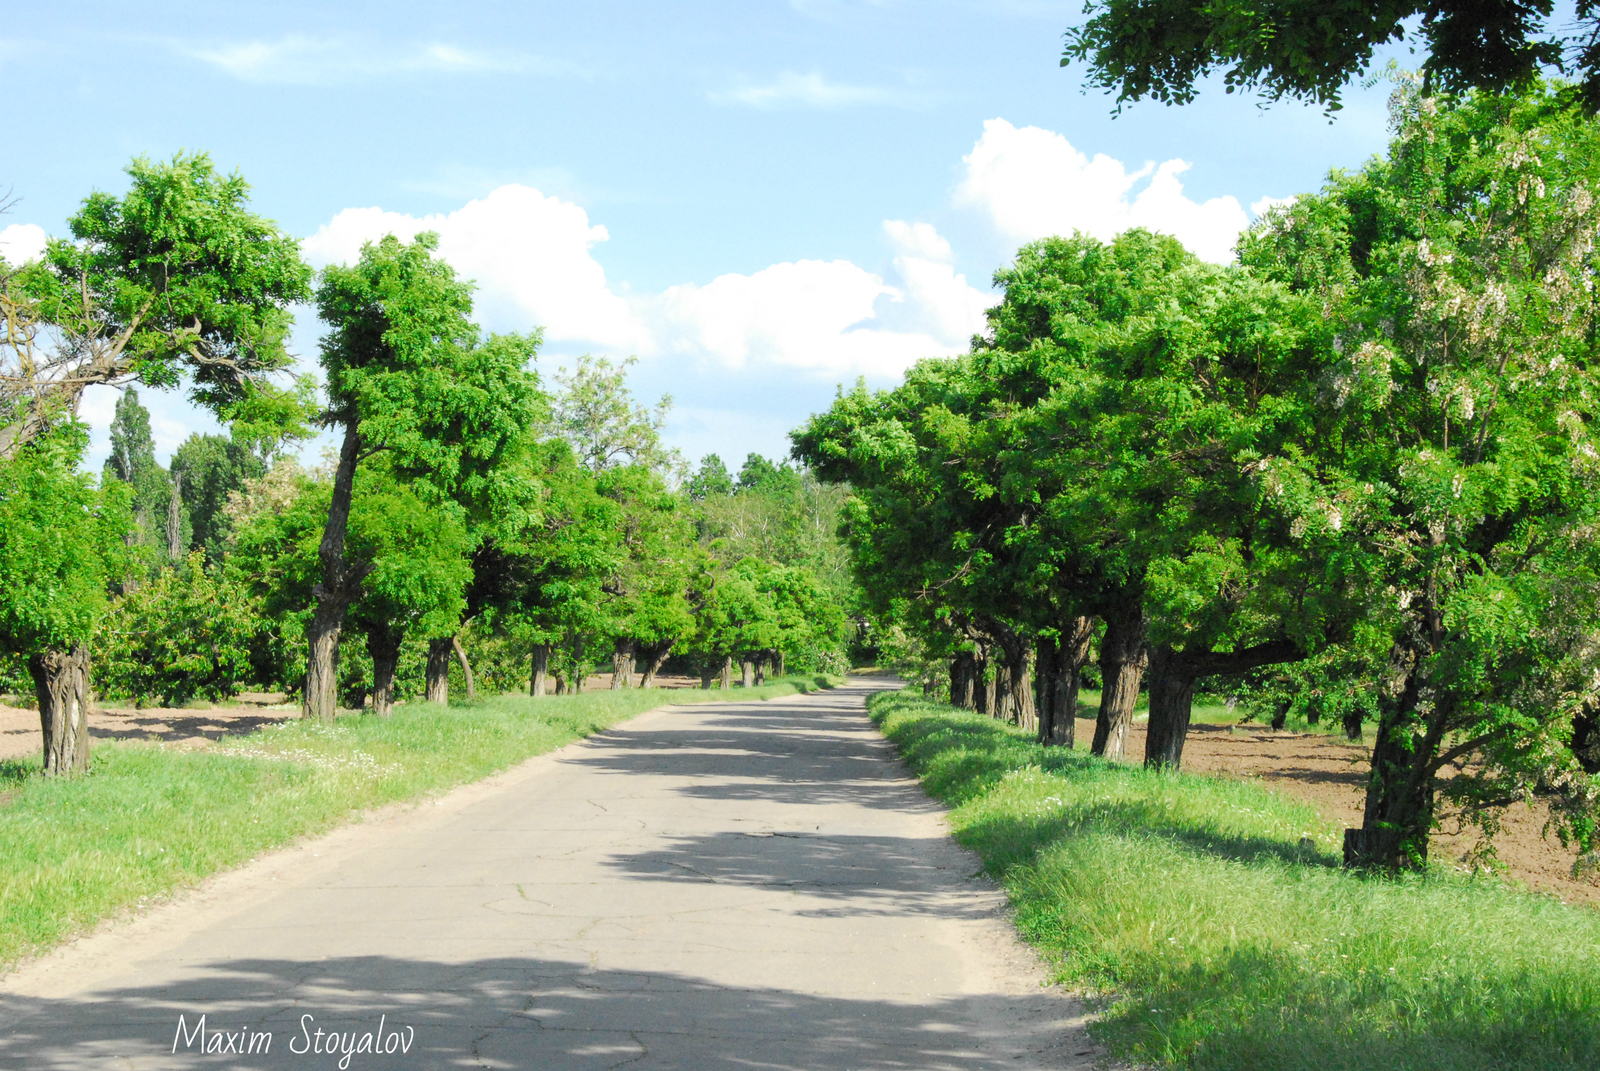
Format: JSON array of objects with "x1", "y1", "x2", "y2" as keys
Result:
[
  {"x1": 611, "y1": 638, "x2": 636, "y2": 689},
  {"x1": 304, "y1": 424, "x2": 368, "y2": 723},
  {"x1": 367, "y1": 627, "x2": 403, "y2": 718},
  {"x1": 1346, "y1": 647, "x2": 1442, "y2": 870},
  {"x1": 425, "y1": 637, "x2": 452, "y2": 705},
  {"x1": 638, "y1": 641, "x2": 674, "y2": 688},
  {"x1": 1091, "y1": 600, "x2": 1145, "y2": 760},
  {"x1": 529, "y1": 643, "x2": 550, "y2": 697},
  {"x1": 1144, "y1": 638, "x2": 1301, "y2": 769},
  {"x1": 1037, "y1": 617, "x2": 1092, "y2": 748},
  {"x1": 452, "y1": 635, "x2": 475, "y2": 699},
  {"x1": 740, "y1": 657, "x2": 755, "y2": 688},
  {"x1": 30, "y1": 644, "x2": 90, "y2": 776},
  {"x1": 950, "y1": 650, "x2": 977, "y2": 709},
  {"x1": 720, "y1": 656, "x2": 733, "y2": 690}
]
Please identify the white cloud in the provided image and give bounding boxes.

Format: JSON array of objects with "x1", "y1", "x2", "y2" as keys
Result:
[
  {"x1": 711, "y1": 70, "x2": 923, "y2": 109},
  {"x1": 882, "y1": 220, "x2": 993, "y2": 346},
  {"x1": 176, "y1": 36, "x2": 562, "y2": 85},
  {"x1": 1250, "y1": 194, "x2": 1297, "y2": 218},
  {"x1": 302, "y1": 185, "x2": 647, "y2": 351},
  {"x1": 955, "y1": 118, "x2": 1252, "y2": 264},
  {"x1": 0, "y1": 223, "x2": 46, "y2": 264},
  {"x1": 650, "y1": 259, "x2": 944, "y2": 377}
]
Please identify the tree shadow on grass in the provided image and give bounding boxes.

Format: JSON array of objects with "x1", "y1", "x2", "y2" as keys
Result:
[{"x1": 877, "y1": 705, "x2": 1342, "y2": 872}]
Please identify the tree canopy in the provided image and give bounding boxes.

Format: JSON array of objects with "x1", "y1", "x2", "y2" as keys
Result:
[{"x1": 1063, "y1": 0, "x2": 1600, "y2": 113}]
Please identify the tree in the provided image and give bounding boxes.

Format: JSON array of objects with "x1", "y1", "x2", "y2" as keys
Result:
[
  {"x1": 0, "y1": 426, "x2": 128, "y2": 773},
  {"x1": 550, "y1": 354, "x2": 678, "y2": 475},
  {"x1": 306, "y1": 232, "x2": 541, "y2": 721},
  {"x1": 95, "y1": 553, "x2": 259, "y2": 707},
  {"x1": 344, "y1": 470, "x2": 471, "y2": 716},
  {"x1": 1, "y1": 152, "x2": 311, "y2": 457},
  {"x1": 1063, "y1": 1, "x2": 1600, "y2": 113},
  {"x1": 686, "y1": 454, "x2": 734, "y2": 500},
  {"x1": 1240, "y1": 79, "x2": 1600, "y2": 869},
  {"x1": 104, "y1": 387, "x2": 182, "y2": 564},
  {"x1": 171, "y1": 433, "x2": 263, "y2": 562}
]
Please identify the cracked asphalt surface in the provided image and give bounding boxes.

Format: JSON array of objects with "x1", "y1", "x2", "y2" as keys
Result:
[{"x1": 0, "y1": 678, "x2": 1094, "y2": 1069}]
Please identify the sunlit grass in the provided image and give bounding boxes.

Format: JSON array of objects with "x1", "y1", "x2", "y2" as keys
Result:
[
  {"x1": 871, "y1": 689, "x2": 1600, "y2": 1071},
  {"x1": 0, "y1": 675, "x2": 836, "y2": 970}
]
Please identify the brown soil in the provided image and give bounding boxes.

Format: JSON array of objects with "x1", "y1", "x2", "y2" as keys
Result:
[{"x1": 1076, "y1": 715, "x2": 1600, "y2": 906}]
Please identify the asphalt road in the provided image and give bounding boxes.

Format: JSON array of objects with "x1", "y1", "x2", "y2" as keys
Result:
[{"x1": 0, "y1": 678, "x2": 1093, "y2": 1069}]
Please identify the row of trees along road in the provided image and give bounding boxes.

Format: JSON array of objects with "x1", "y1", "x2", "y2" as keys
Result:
[
  {"x1": 0, "y1": 153, "x2": 855, "y2": 776},
  {"x1": 794, "y1": 79, "x2": 1600, "y2": 872}
]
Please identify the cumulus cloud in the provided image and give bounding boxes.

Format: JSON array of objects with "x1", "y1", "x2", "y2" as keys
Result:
[
  {"x1": 956, "y1": 118, "x2": 1252, "y2": 264},
  {"x1": 175, "y1": 36, "x2": 566, "y2": 85},
  {"x1": 649, "y1": 259, "x2": 945, "y2": 377},
  {"x1": 302, "y1": 185, "x2": 647, "y2": 350},
  {"x1": 882, "y1": 220, "x2": 993, "y2": 347},
  {"x1": 711, "y1": 70, "x2": 925, "y2": 109},
  {"x1": 0, "y1": 222, "x2": 46, "y2": 264}
]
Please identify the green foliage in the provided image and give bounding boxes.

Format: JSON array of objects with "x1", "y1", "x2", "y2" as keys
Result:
[
  {"x1": 873, "y1": 689, "x2": 1600, "y2": 1070},
  {"x1": 171, "y1": 432, "x2": 265, "y2": 562},
  {"x1": 316, "y1": 232, "x2": 544, "y2": 512},
  {"x1": 0, "y1": 427, "x2": 128, "y2": 657},
  {"x1": 550, "y1": 354, "x2": 678, "y2": 475},
  {"x1": 24, "y1": 151, "x2": 311, "y2": 409},
  {"x1": 1239, "y1": 79, "x2": 1600, "y2": 862},
  {"x1": 1064, "y1": 3, "x2": 1580, "y2": 114},
  {"x1": 95, "y1": 554, "x2": 259, "y2": 705}
]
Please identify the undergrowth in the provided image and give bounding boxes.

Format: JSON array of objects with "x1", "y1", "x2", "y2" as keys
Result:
[
  {"x1": 0, "y1": 676, "x2": 835, "y2": 970},
  {"x1": 870, "y1": 689, "x2": 1600, "y2": 1071}
]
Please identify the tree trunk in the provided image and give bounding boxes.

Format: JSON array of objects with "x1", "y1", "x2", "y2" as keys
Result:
[
  {"x1": 425, "y1": 637, "x2": 452, "y2": 705},
  {"x1": 1145, "y1": 638, "x2": 1303, "y2": 769},
  {"x1": 950, "y1": 652, "x2": 975, "y2": 709},
  {"x1": 303, "y1": 423, "x2": 367, "y2": 723},
  {"x1": 639, "y1": 641, "x2": 673, "y2": 688},
  {"x1": 1091, "y1": 601, "x2": 1146, "y2": 760},
  {"x1": 529, "y1": 643, "x2": 550, "y2": 697},
  {"x1": 720, "y1": 656, "x2": 733, "y2": 690},
  {"x1": 1347, "y1": 654, "x2": 1440, "y2": 870},
  {"x1": 700, "y1": 663, "x2": 716, "y2": 689},
  {"x1": 972, "y1": 646, "x2": 993, "y2": 715},
  {"x1": 30, "y1": 644, "x2": 90, "y2": 776},
  {"x1": 367, "y1": 627, "x2": 403, "y2": 718},
  {"x1": 754, "y1": 650, "x2": 770, "y2": 686},
  {"x1": 1143, "y1": 645, "x2": 1195, "y2": 769},
  {"x1": 1037, "y1": 617, "x2": 1092, "y2": 748},
  {"x1": 993, "y1": 657, "x2": 1014, "y2": 721},
  {"x1": 452, "y1": 635, "x2": 475, "y2": 699},
  {"x1": 611, "y1": 638, "x2": 636, "y2": 689},
  {"x1": 1011, "y1": 646, "x2": 1036, "y2": 731},
  {"x1": 1575, "y1": 702, "x2": 1600, "y2": 774},
  {"x1": 775, "y1": 650, "x2": 785, "y2": 677},
  {"x1": 740, "y1": 658, "x2": 755, "y2": 688},
  {"x1": 166, "y1": 472, "x2": 184, "y2": 560}
]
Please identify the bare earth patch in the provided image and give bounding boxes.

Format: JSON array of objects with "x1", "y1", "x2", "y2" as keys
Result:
[{"x1": 1081, "y1": 716, "x2": 1600, "y2": 906}]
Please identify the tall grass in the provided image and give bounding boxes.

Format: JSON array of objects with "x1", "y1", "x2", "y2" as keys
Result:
[
  {"x1": 871, "y1": 689, "x2": 1600, "y2": 1071},
  {"x1": 0, "y1": 677, "x2": 834, "y2": 970}
]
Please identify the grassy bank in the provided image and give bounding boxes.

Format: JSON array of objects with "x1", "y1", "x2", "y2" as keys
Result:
[
  {"x1": 870, "y1": 689, "x2": 1600, "y2": 1071},
  {"x1": 0, "y1": 676, "x2": 834, "y2": 970}
]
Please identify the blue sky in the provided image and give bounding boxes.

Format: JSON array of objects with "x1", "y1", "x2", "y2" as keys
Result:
[{"x1": 0, "y1": 1, "x2": 1403, "y2": 472}]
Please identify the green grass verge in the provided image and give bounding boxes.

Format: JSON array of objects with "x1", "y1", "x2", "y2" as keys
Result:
[
  {"x1": 869, "y1": 689, "x2": 1600, "y2": 1071},
  {"x1": 0, "y1": 675, "x2": 836, "y2": 971}
]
